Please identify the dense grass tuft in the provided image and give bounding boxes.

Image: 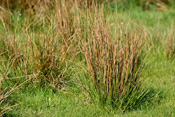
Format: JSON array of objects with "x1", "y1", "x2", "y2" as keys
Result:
[{"x1": 81, "y1": 11, "x2": 148, "y2": 110}]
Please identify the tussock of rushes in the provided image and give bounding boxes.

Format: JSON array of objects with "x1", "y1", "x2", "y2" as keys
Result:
[
  {"x1": 83, "y1": 11, "x2": 147, "y2": 110},
  {"x1": 0, "y1": 29, "x2": 73, "y2": 90},
  {"x1": 29, "y1": 32, "x2": 73, "y2": 89},
  {"x1": 165, "y1": 23, "x2": 175, "y2": 57},
  {"x1": 0, "y1": 1, "x2": 76, "y2": 89}
]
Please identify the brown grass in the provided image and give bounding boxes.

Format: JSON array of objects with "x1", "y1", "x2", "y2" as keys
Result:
[
  {"x1": 79, "y1": 6, "x2": 148, "y2": 110},
  {"x1": 165, "y1": 23, "x2": 175, "y2": 57},
  {"x1": 0, "y1": 0, "x2": 80, "y2": 90}
]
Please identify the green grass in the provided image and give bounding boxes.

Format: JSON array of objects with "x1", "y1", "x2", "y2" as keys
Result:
[
  {"x1": 1, "y1": 1, "x2": 175, "y2": 116},
  {"x1": 2, "y1": 47, "x2": 175, "y2": 117},
  {"x1": 3, "y1": 87, "x2": 109, "y2": 116}
]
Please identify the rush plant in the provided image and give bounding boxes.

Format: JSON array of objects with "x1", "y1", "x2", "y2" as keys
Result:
[
  {"x1": 0, "y1": 14, "x2": 74, "y2": 91},
  {"x1": 82, "y1": 8, "x2": 148, "y2": 111}
]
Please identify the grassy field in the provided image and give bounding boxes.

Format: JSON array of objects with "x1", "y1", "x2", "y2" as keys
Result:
[{"x1": 0, "y1": 0, "x2": 175, "y2": 116}]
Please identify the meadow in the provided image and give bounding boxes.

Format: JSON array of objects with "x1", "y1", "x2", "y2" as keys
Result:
[{"x1": 0, "y1": 0, "x2": 175, "y2": 116}]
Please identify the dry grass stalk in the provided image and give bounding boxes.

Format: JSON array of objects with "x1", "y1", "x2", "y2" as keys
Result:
[{"x1": 165, "y1": 23, "x2": 175, "y2": 57}]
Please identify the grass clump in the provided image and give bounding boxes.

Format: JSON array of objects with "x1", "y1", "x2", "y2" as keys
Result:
[
  {"x1": 0, "y1": 9, "x2": 74, "y2": 90},
  {"x1": 79, "y1": 6, "x2": 149, "y2": 111}
]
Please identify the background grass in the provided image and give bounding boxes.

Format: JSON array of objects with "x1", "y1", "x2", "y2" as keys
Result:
[{"x1": 0, "y1": 0, "x2": 175, "y2": 116}]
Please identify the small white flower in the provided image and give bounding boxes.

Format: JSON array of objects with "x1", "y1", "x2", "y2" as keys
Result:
[
  {"x1": 19, "y1": 13, "x2": 22, "y2": 16},
  {"x1": 121, "y1": 22, "x2": 124, "y2": 25}
]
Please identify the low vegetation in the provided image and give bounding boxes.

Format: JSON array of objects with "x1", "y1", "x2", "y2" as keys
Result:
[{"x1": 0, "y1": 0, "x2": 175, "y2": 116}]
